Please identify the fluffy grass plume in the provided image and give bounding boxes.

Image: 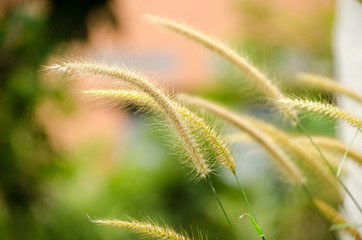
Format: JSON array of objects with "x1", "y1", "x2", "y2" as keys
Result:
[
  {"x1": 47, "y1": 60, "x2": 210, "y2": 179},
  {"x1": 313, "y1": 199, "x2": 362, "y2": 240},
  {"x1": 146, "y1": 15, "x2": 297, "y2": 121},
  {"x1": 296, "y1": 72, "x2": 362, "y2": 103},
  {"x1": 89, "y1": 217, "x2": 201, "y2": 240},
  {"x1": 179, "y1": 94, "x2": 305, "y2": 185},
  {"x1": 279, "y1": 98, "x2": 362, "y2": 132},
  {"x1": 84, "y1": 89, "x2": 236, "y2": 173}
]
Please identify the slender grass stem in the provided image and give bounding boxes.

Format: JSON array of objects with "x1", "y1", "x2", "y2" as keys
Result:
[
  {"x1": 234, "y1": 174, "x2": 266, "y2": 240},
  {"x1": 297, "y1": 123, "x2": 362, "y2": 214},
  {"x1": 233, "y1": 173, "x2": 257, "y2": 222},
  {"x1": 337, "y1": 130, "x2": 359, "y2": 177},
  {"x1": 206, "y1": 176, "x2": 239, "y2": 240}
]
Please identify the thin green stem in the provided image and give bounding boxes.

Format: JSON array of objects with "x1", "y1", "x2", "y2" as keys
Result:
[
  {"x1": 337, "y1": 130, "x2": 359, "y2": 177},
  {"x1": 233, "y1": 173, "x2": 258, "y2": 223},
  {"x1": 206, "y1": 176, "x2": 239, "y2": 240},
  {"x1": 234, "y1": 174, "x2": 265, "y2": 239},
  {"x1": 297, "y1": 123, "x2": 362, "y2": 214}
]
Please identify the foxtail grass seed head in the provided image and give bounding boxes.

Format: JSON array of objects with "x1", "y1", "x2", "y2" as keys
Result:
[
  {"x1": 173, "y1": 102, "x2": 236, "y2": 173},
  {"x1": 45, "y1": 13, "x2": 362, "y2": 240},
  {"x1": 48, "y1": 59, "x2": 211, "y2": 179},
  {"x1": 279, "y1": 98, "x2": 362, "y2": 132},
  {"x1": 84, "y1": 89, "x2": 236, "y2": 173},
  {"x1": 179, "y1": 94, "x2": 305, "y2": 185},
  {"x1": 89, "y1": 217, "x2": 195, "y2": 240},
  {"x1": 146, "y1": 15, "x2": 298, "y2": 122}
]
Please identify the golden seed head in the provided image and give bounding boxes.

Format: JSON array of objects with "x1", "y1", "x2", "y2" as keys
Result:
[
  {"x1": 90, "y1": 217, "x2": 194, "y2": 240},
  {"x1": 48, "y1": 59, "x2": 211, "y2": 179},
  {"x1": 279, "y1": 98, "x2": 362, "y2": 132},
  {"x1": 146, "y1": 14, "x2": 297, "y2": 121},
  {"x1": 179, "y1": 94, "x2": 305, "y2": 185}
]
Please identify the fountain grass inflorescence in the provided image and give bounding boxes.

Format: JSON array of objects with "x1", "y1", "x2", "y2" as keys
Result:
[{"x1": 47, "y1": 15, "x2": 362, "y2": 240}]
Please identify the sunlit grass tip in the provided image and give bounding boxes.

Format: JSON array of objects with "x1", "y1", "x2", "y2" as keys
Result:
[
  {"x1": 89, "y1": 215, "x2": 201, "y2": 240},
  {"x1": 279, "y1": 98, "x2": 362, "y2": 132},
  {"x1": 83, "y1": 89, "x2": 236, "y2": 173},
  {"x1": 47, "y1": 59, "x2": 211, "y2": 179},
  {"x1": 146, "y1": 14, "x2": 297, "y2": 122},
  {"x1": 179, "y1": 94, "x2": 305, "y2": 185}
]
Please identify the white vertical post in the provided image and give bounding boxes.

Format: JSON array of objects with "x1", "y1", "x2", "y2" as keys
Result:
[{"x1": 334, "y1": 0, "x2": 362, "y2": 238}]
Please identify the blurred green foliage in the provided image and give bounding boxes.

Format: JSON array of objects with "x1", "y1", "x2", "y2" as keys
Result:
[{"x1": 0, "y1": 1, "x2": 114, "y2": 239}]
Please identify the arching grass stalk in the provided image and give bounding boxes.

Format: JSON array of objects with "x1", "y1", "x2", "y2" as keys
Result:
[
  {"x1": 82, "y1": 89, "x2": 241, "y2": 238},
  {"x1": 179, "y1": 94, "x2": 305, "y2": 185},
  {"x1": 147, "y1": 11, "x2": 362, "y2": 211},
  {"x1": 206, "y1": 176, "x2": 240, "y2": 240},
  {"x1": 337, "y1": 130, "x2": 359, "y2": 177},
  {"x1": 47, "y1": 60, "x2": 211, "y2": 179},
  {"x1": 179, "y1": 94, "x2": 309, "y2": 239},
  {"x1": 146, "y1": 15, "x2": 297, "y2": 121},
  {"x1": 297, "y1": 123, "x2": 362, "y2": 214},
  {"x1": 85, "y1": 88, "x2": 244, "y2": 238},
  {"x1": 84, "y1": 89, "x2": 236, "y2": 173},
  {"x1": 80, "y1": 86, "x2": 241, "y2": 238}
]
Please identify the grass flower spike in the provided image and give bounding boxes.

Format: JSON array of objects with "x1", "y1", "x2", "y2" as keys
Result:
[
  {"x1": 84, "y1": 89, "x2": 236, "y2": 173},
  {"x1": 50, "y1": 60, "x2": 240, "y2": 238},
  {"x1": 90, "y1": 217, "x2": 198, "y2": 240},
  {"x1": 44, "y1": 13, "x2": 362, "y2": 240},
  {"x1": 279, "y1": 98, "x2": 362, "y2": 132},
  {"x1": 146, "y1": 15, "x2": 297, "y2": 121},
  {"x1": 179, "y1": 94, "x2": 305, "y2": 185},
  {"x1": 48, "y1": 60, "x2": 211, "y2": 179}
]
